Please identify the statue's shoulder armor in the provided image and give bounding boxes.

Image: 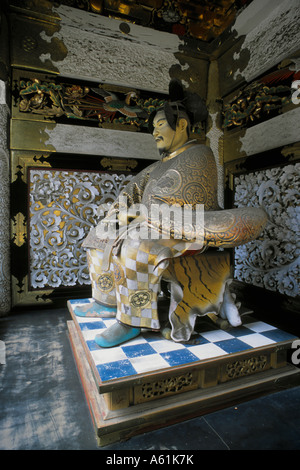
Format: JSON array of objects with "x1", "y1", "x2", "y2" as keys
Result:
[
  {"x1": 174, "y1": 144, "x2": 217, "y2": 175},
  {"x1": 185, "y1": 143, "x2": 215, "y2": 160},
  {"x1": 128, "y1": 159, "x2": 160, "y2": 186},
  {"x1": 170, "y1": 144, "x2": 219, "y2": 209}
]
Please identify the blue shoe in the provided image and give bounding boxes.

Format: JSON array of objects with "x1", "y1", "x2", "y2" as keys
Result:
[
  {"x1": 95, "y1": 322, "x2": 141, "y2": 348},
  {"x1": 74, "y1": 301, "x2": 117, "y2": 318}
]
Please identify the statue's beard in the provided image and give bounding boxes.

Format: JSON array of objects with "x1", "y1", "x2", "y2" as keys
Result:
[
  {"x1": 156, "y1": 137, "x2": 173, "y2": 155},
  {"x1": 155, "y1": 131, "x2": 176, "y2": 154},
  {"x1": 156, "y1": 137, "x2": 166, "y2": 154}
]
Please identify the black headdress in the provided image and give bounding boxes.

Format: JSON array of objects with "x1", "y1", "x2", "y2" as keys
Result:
[{"x1": 148, "y1": 78, "x2": 208, "y2": 133}]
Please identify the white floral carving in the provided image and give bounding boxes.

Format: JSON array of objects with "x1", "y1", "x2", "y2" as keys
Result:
[
  {"x1": 234, "y1": 163, "x2": 299, "y2": 297},
  {"x1": 29, "y1": 169, "x2": 132, "y2": 289}
]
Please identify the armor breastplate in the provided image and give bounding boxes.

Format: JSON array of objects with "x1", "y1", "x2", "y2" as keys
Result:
[{"x1": 142, "y1": 144, "x2": 220, "y2": 211}]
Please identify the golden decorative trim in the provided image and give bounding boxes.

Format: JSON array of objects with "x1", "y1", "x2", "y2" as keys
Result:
[
  {"x1": 142, "y1": 373, "x2": 194, "y2": 399},
  {"x1": 134, "y1": 371, "x2": 200, "y2": 403},
  {"x1": 9, "y1": 0, "x2": 61, "y2": 23},
  {"x1": 224, "y1": 355, "x2": 268, "y2": 380},
  {"x1": 281, "y1": 142, "x2": 300, "y2": 160},
  {"x1": 12, "y1": 274, "x2": 53, "y2": 308},
  {"x1": 10, "y1": 14, "x2": 67, "y2": 74},
  {"x1": 11, "y1": 150, "x2": 52, "y2": 183},
  {"x1": 224, "y1": 156, "x2": 247, "y2": 191},
  {"x1": 161, "y1": 140, "x2": 197, "y2": 162},
  {"x1": 101, "y1": 157, "x2": 138, "y2": 171},
  {"x1": 10, "y1": 120, "x2": 57, "y2": 153},
  {"x1": 11, "y1": 212, "x2": 26, "y2": 247}
]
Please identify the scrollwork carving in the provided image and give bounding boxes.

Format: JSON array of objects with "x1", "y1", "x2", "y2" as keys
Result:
[
  {"x1": 225, "y1": 356, "x2": 268, "y2": 379},
  {"x1": 234, "y1": 163, "x2": 299, "y2": 297},
  {"x1": 29, "y1": 169, "x2": 132, "y2": 289},
  {"x1": 142, "y1": 372, "x2": 194, "y2": 399}
]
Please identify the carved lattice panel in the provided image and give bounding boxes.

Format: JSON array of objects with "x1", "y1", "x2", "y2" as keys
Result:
[
  {"x1": 29, "y1": 168, "x2": 132, "y2": 289},
  {"x1": 234, "y1": 162, "x2": 299, "y2": 297}
]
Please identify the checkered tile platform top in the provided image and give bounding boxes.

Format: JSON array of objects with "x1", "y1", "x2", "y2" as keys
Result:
[{"x1": 68, "y1": 299, "x2": 297, "y2": 384}]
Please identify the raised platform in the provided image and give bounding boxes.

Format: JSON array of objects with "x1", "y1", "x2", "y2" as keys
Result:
[{"x1": 67, "y1": 298, "x2": 300, "y2": 446}]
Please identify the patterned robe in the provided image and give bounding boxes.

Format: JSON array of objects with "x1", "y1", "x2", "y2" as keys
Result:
[{"x1": 83, "y1": 142, "x2": 267, "y2": 336}]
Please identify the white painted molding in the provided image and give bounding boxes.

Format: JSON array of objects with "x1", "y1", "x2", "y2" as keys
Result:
[
  {"x1": 0, "y1": 80, "x2": 7, "y2": 105},
  {"x1": 43, "y1": 124, "x2": 160, "y2": 159},
  {"x1": 54, "y1": 5, "x2": 183, "y2": 53},
  {"x1": 232, "y1": 0, "x2": 300, "y2": 83},
  {"x1": 11, "y1": 120, "x2": 160, "y2": 159},
  {"x1": 233, "y1": 0, "x2": 284, "y2": 36},
  {"x1": 39, "y1": 5, "x2": 184, "y2": 93},
  {"x1": 240, "y1": 107, "x2": 300, "y2": 156}
]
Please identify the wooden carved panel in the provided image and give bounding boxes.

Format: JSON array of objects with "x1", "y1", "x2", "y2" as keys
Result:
[
  {"x1": 234, "y1": 162, "x2": 299, "y2": 298},
  {"x1": 29, "y1": 168, "x2": 132, "y2": 289},
  {"x1": 10, "y1": 150, "x2": 142, "y2": 307}
]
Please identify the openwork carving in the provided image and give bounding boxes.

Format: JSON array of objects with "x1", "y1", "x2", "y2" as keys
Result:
[
  {"x1": 141, "y1": 372, "x2": 194, "y2": 399},
  {"x1": 225, "y1": 356, "x2": 268, "y2": 379},
  {"x1": 29, "y1": 169, "x2": 132, "y2": 288},
  {"x1": 234, "y1": 162, "x2": 299, "y2": 297}
]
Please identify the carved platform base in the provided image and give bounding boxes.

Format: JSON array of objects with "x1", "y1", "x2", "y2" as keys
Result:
[{"x1": 67, "y1": 299, "x2": 300, "y2": 447}]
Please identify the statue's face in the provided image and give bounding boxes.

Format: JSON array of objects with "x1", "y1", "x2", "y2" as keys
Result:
[{"x1": 152, "y1": 110, "x2": 187, "y2": 153}]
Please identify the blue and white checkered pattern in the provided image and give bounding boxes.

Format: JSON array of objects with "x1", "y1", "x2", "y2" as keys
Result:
[{"x1": 68, "y1": 299, "x2": 297, "y2": 384}]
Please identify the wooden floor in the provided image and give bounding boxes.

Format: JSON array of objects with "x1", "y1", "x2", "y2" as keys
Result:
[{"x1": 0, "y1": 307, "x2": 300, "y2": 451}]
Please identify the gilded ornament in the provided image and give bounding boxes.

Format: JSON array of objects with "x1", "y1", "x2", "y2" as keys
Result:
[
  {"x1": 225, "y1": 356, "x2": 268, "y2": 379},
  {"x1": 22, "y1": 36, "x2": 37, "y2": 52},
  {"x1": 141, "y1": 372, "x2": 194, "y2": 400},
  {"x1": 223, "y1": 82, "x2": 291, "y2": 129},
  {"x1": 97, "y1": 274, "x2": 114, "y2": 292},
  {"x1": 11, "y1": 213, "x2": 26, "y2": 248},
  {"x1": 129, "y1": 290, "x2": 151, "y2": 308},
  {"x1": 15, "y1": 72, "x2": 167, "y2": 131}
]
